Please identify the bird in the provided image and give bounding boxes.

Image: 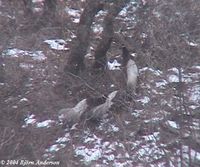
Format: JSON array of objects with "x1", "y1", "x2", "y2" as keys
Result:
[
  {"x1": 126, "y1": 58, "x2": 138, "y2": 93},
  {"x1": 121, "y1": 46, "x2": 139, "y2": 93},
  {"x1": 58, "y1": 98, "x2": 88, "y2": 127},
  {"x1": 58, "y1": 91, "x2": 118, "y2": 127},
  {"x1": 88, "y1": 90, "x2": 118, "y2": 120}
]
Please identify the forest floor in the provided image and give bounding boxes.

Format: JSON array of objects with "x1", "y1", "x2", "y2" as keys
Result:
[{"x1": 0, "y1": 1, "x2": 200, "y2": 166}]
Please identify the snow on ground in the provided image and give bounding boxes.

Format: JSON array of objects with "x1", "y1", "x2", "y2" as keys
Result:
[
  {"x1": 65, "y1": 7, "x2": 80, "y2": 17},
  {"x1": 46, "y1": 143, "x2": 66, "y2": 153},
  {"x1": 92, "y1": 24, "x2": 103, "y2": 34},
  {"x1": 75, "y1": 146, "x2": 102, "y2": 164},
  {"x1": 168, "y1": 72, "x2": 194, "y2": 83},
  {"x1": 155, "y1": 79, "x2": 168, "y2": 88},
  {"x1": 95, "y1": 10, "x2": 107, "y2": 18},
  {"x1": 168, "y1": 74, "x2": 179, "y2": 83},
  {"x1": 3, "y1": 48, "x2": 46, "y2": 61},
  {"x1": 188, "y1": 85, "x2": 200, "y2": 103},
  {"x1": 44, "y1": 133, "x2": 71, "y2": 158},
  {"x1": 186, "y1": 41, "x2": 198, "y2": 47},
  {"x1": 167, "y1": 67, "x2": 200, "y2": 83},
  {"x1": 119, "y1": 1, "x2": 137, "y2": 17},
  {"x1": 23, "y1": 114, "x2": 55, "y2": 128},
  {"x1": 184, "y1": 147, "x2": 200, "y2": 161},
  {"x1": 56, "y1": 133, "x2": 70, "y2": 143},
  {"x1": 107, "y1": 59, "x2": 121, "y2": 70},
  {"x1": 19, "y1": 98, "x2": 29, "y2": 103},
  {"x1": 24, "y1": 114, "x2": 37, "y2": 127},
  {"x1": 19, "y1": 64, "x2": 200, "y2": 166},
  {"x1": 166, "y1": 120, "x2": 179, "y2": 129},
  {"x1": 44, "y1": 39, "x2": 70, "y2": 51},
  {"x1": 139, "y1": 67, "x2": 163, "y2": 76},
  {"x1": 65, "y1": 7, "x2": 80, "y2": 23},
  {"x1": 107, "y1": 124, "x2": 120, "y2": 132},
  {"x1": 137, "y1": 96, "x2": 150, "y2": 104},
  {"x1": 19, "y1": 63, "x2": 34, "y2": 69},
  {"x1": 36, "y1": 120, "x2": 55, "y2": 128}
]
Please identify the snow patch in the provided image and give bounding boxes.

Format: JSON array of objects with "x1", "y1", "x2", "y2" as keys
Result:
[
  {"x1": 113, "y1": 161, "x2": 132, "y2": 167},
  {"x1": 168, "y1": 67, "x2": 179, "y2": 74},
  {"x1": 72, "y1": 18, "x2": 80, "y2": 23},
  {"x1": 107, "y1": 60, "x2": 121, "y2": 70},
  {"x1": 12, "y1": 105, "x2": 18, "y2": 109},
  {"x1": 45, "y1": 133, "x2": 71, "y2": 155},
  {"x1": 119, "y1": 8, "x2": 127, "y2": 17},
  {"x1": 142, "y1": 132, "x2": 160, "y2": 141},
  {"x1": 84, "y1": 136, "x2": 98, "y2": 144},
  {"x1": 139, "y1": 67, "x2": 162, "y2": 76},
  {"x1": 131, "y1": 110, "x2": 142, "y2": 117},
  {"x1": 75, "y1": 146, "x2": 102, "y2": 164},
  {"x1": 137, "y1": 96, "x2": 150, "y2": 104},
  {"x1": 182, "y1": 146, "x2": 200, "y2": 162},
  {"x1": 92, "y1": 24, "x2": 103, "y2": 34},
  {"x1": 168, "y1": 70, "x2": 194, "y2": 83},
  {"x1": 144, "y1": 117, "x2": 163, "y2": 123},
  {"x1": 33, "y1": 7, "x2": 43, "y2": 13},
  {"x1": 166, "y1": 120, "x2": 179, "y2": 129},
  {"x1": 19, "y1": 63, "x2": 34, "y2": 69},
  {"x1": 31, "y1": 51, "x2": 46, "y2": 61},
  {"x1": 19, "y1": 98, "x2": 28, "y2": 102},
  {"x1": 56, "y1": 133, "x2": 70, "y2": 143},
  {"x1": 3, "y1": 48, "x2": 46, "y2": 61},
  {"x1": 109, "y1": 124, "x2": 120, "y2": 132},
  {"x1": 136, "y1": 142, "x2": 165, "y2": 162},
  {"x1": 131, "y1": 53, "x2": 137, "y2": 57},
  {"x1": 192, "y1": 65, "x2": 200, "y2": 70},
  {"x1": 168, "y1": 74, "x2": 179, "y2": 82},
  {"x1": 44, "y1": 39, "x2": 69, "y2": 50},
  {"x1": 65, "y1": 7, "x2": 80, "y2": 17},
  {"x1": 110, "y1": 84, "x2": 115, "y2": 88},
  {"x1": 65, "y1": 7, "x2": 80, "y2": 23},
  {"x1": 36, "y1": 120, "x2": 55, "y2": 128},
  {"x1": 189, "y1": 85, "x2": 200, "y2": 103},
  {"x1": 155, "y1": 79, "x2": 168, "y2": 88},
  {"x1": 107, "y1": 154, "x2": 115, "y2": 161},
  {"x1": 187, "y1": 41, "x2": 198, "y2": 47},
  {"x1": 47, "y1": 144, "x2": 66, "y2": 152},
  {"x1": 24, "y1": 114, "x2": 37, "y2": 126},
  {"x1": 182, "y1": 74, "x2": 193, "y2": 82},
  {"x1": 189, "y1": 105, "x2": 199, "y2": 110}
]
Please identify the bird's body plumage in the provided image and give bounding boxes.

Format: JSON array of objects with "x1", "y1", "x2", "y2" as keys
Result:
[
  {"x1": 121, "y1": 46, "x2": 139, "y2": 93},
  {"x1": 91, "y1": 91, "x2": 118, "y2": 119},
  {"x1": 58, "y1": 91, "x2": 118, "y2": 126},
  {"x1": 126, "y1": 59, "x2": 138, "y2": 93},
  {"x1": 59, "y1": 99, "x2": 88, "y2": 126}
]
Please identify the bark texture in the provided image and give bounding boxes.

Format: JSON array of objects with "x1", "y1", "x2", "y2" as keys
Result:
[
  {"x1": 64, "y1": 0, "x2": 104, "y2": 74},
  {"x1": 93, "y1": 0, "x2": 131, "y2": 70}
]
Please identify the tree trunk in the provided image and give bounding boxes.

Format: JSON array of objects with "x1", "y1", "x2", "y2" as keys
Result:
[
  {"x1": 43, "y1": 0, "x2": 57, "y2": 21},
  {"x1": 93, "y1": 0, "x2": 130, "y2": 70},
  {"x1": 64, "y1": 0, "x2": 104, "y2": 75},
  {"x1": 25, "y1": 0, "x2": 57, "y2": 30},
  {"x1": 23, "y1": 0, "x2": 33, "y2": 17}
]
